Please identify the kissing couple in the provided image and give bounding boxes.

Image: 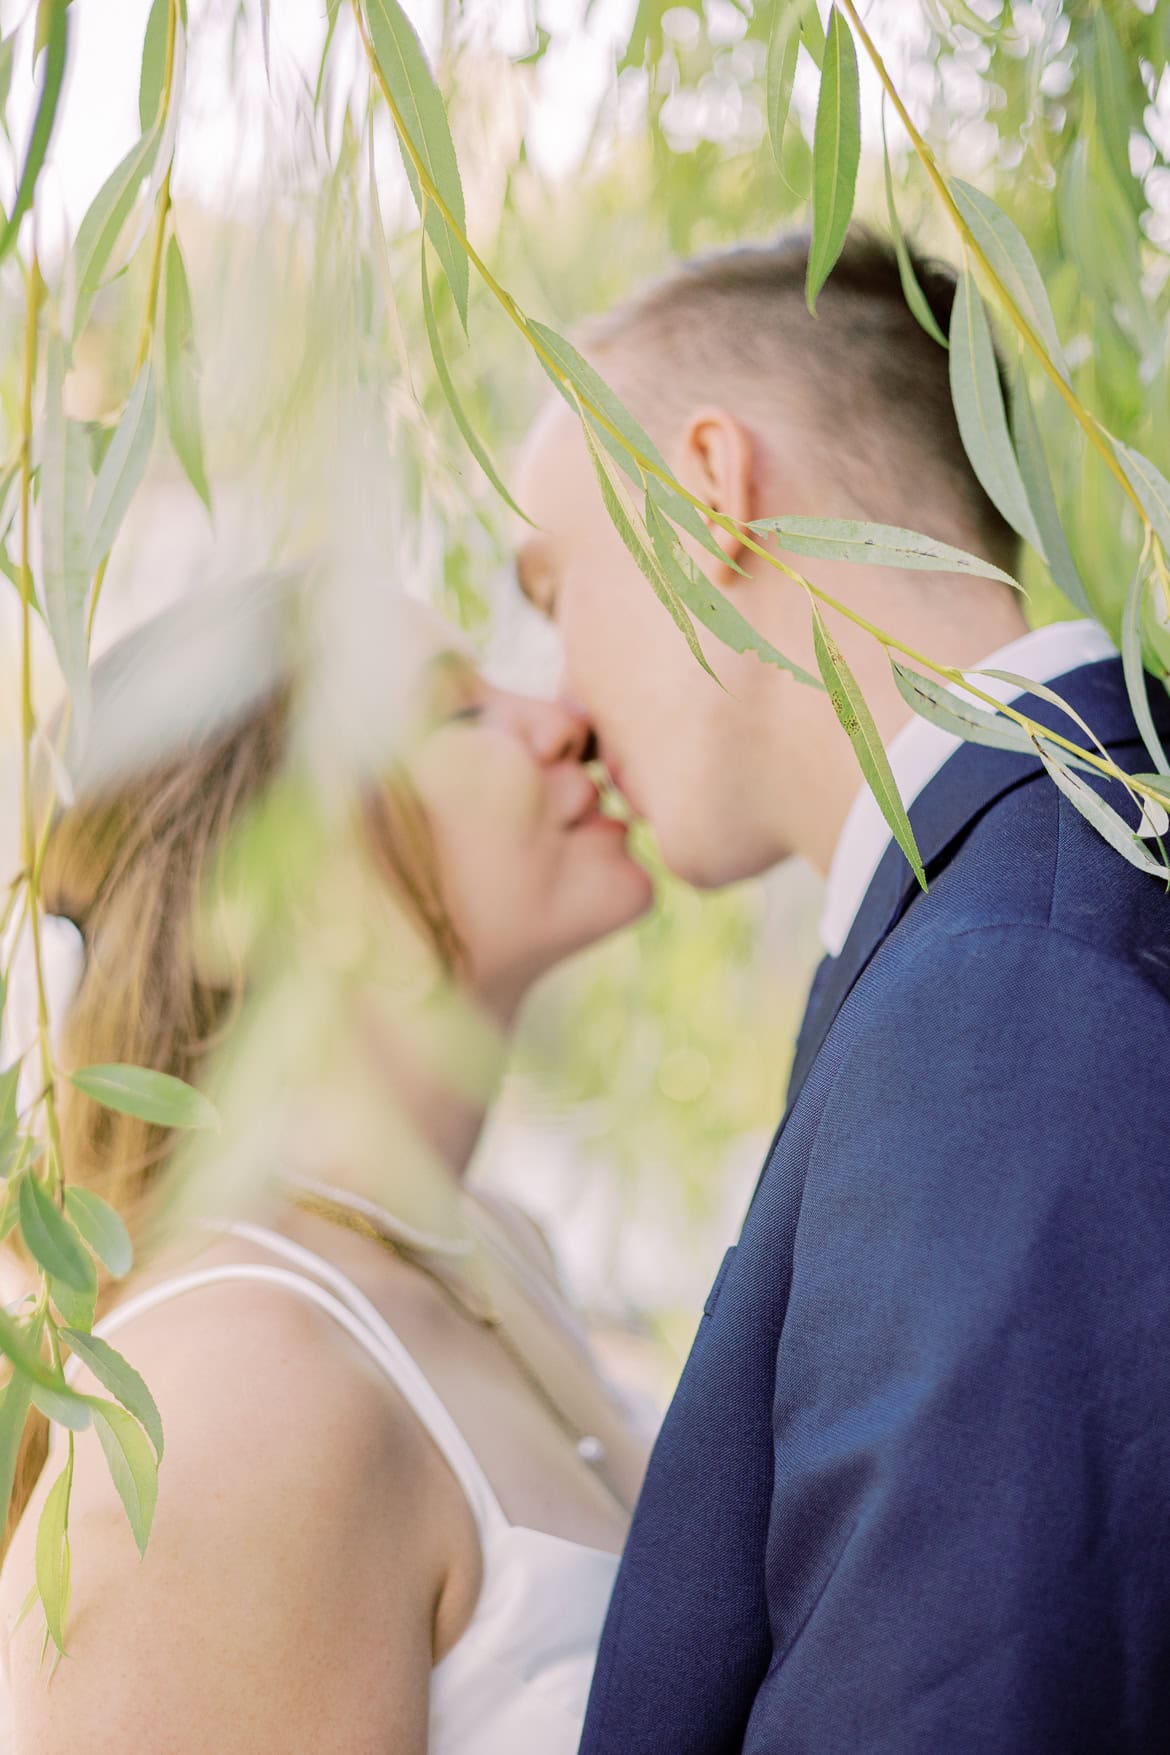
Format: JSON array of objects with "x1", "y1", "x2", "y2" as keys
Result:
[{"x1": 4, "y1": 233, "x2": 1169, "y2": 1754}]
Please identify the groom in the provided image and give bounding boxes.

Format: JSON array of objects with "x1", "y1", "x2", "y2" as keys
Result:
[{"x1": 513, "y1": 234, "x2": 1170, "y2": 1751}]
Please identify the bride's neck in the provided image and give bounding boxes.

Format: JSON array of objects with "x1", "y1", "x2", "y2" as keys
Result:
[{"x1": 345, "y1": 976, "x2": 511, "y2": 1195}]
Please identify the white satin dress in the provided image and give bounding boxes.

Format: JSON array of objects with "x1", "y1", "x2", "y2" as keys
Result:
[{"x1": 84, "y1": 1221, "x2": 622, "y2": 1752}]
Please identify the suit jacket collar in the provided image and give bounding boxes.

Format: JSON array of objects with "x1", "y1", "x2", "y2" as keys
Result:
[{"x1": 785, "y1": 656, "x2": 1165, "y2": 1114}]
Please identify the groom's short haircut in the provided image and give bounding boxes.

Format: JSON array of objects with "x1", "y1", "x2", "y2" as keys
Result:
[{"x1": 583, "y1": 230, "x2": 1019, "y2": 578}]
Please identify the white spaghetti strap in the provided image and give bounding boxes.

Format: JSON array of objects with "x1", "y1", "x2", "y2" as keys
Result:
[{"x1": 91, "y1": 1245, "x2": 509, "y2": 1541}]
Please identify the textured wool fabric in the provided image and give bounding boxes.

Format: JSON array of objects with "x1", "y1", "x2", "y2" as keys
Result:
[{"x1": 580, "y1": 658, "x2": 1170, "y2": 1755}]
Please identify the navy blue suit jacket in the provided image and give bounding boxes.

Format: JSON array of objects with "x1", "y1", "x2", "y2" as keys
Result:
[{"x1": 580, "y1": 657, "x2": 1170, "y2": 1754}]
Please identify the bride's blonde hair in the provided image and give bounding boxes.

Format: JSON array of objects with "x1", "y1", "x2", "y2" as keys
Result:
[{"x1": 5, "y1": 578, "x2": 460, "y2": 1547}]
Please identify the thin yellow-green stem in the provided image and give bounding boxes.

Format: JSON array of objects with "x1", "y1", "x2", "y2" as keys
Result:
[{"x1": 351, "y1": 0, "x2": 1165, "y2": 817}]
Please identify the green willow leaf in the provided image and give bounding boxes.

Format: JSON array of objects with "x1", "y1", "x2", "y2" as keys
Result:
[
  {"x1": 50, "y1": 1249, "x2": 97, "y2": 1333},
  {"x1": 0, "y1": 1374, "x2": 32, "y2": 1528},
  {"x1": 580, "y1": 421, "x2": 716, "y2": 683},
  {"x1": 18, "y1": 1174, "x2": 92, "y2": 1293},
  {"x1": 645, "y1": 498, "x2": 821, "y2": 690},
  {"x1": 85, "y1": 366, "x2": 157, "y2": 573},
  {"x1": 1034, "y1": 742, "x2": 1169, "y2": 879},
  {"x1": 812, "y1": 604, "x2": 926, "y2": 889},
  {"x1": 1010, "y1": 368, "x2": 1090, "y2": 615},
  {"x1": 163, "y1": 237, "x2": 212, "y2": 513},
  {"x1": 1113, "y1": 442, "x2": 1170, "y2": 557},
  {"x1": 0, "y1": 0, "x2": 68, "y2": 268},
  {"x1": 751, "y1": 515, "x2": 1019, "y2": 586},
  {"x1": 800, "y1": 4, "x2": 826, "y2": 67},
  {"x1": 69, "y1": 1064, "x2": 219, "y2": 1132},
  {"x1": 138, "y1": 0, "x2": 168, "y2": 130},
  {"x1": 41, "y1": 332, "x2": 91, "y2": 724},
  {"x1": 1121, "y1": 560, "x2": 1170, "y2": 780},
  {"x1": 364, "y1": 0, "x2": 469, "y2": 329},
  {"x1": 891, "y1": 661, "x2": 1037, "y2": 757},
  {"x1": 949, "y1": 269, "x2": 1043, "y2": 553},
  {"x1": 766, "y1": 1, "x2": 801, "y2": 168},
  {"x1": 64, "y1": 1186, "x2": 133, "y2": 1278},
  {"x1": 31, "y1": 1378, "x2": 92, "y2": 1431},
  {"x1": 420, "y1": 242, "x2": 528, "y2": 521},
  {"x1": 950, "y1": 179, "x2": 1066, "y2": 378},
  {"x1": 527, "y1": 319, "x2": 732, "y2": 572},
  {"x1": 70, "y1": 129, "x2": 161, "y2": 342},
  {"x1": 91, "y1": 1401, "x2": 159, "y2": 1557},
  {"x1": 35, "y1": 1462, "x2": 72, "y2": 1654},
  {"x1": 806, "y1": 6, "x2": 860, "y2": 314},
  {"x1": 64, "y1": 1332, "x2": 163, "y2": 1459},
  {"x1": 881, "y1": 105, "x2": 946, "y2": 348}
]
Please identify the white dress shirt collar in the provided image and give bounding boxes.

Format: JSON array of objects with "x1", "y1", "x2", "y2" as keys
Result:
[{"x1": 818, "y1": 618, "x2": 1119, "y2": 956}]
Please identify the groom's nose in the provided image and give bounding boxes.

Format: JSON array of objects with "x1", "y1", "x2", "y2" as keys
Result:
[{"x1": 525, "y1": 697, "x2": 596, "y2": 766}]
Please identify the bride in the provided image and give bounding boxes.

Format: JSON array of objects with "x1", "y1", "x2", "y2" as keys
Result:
[{"x1": 0, "y1": 576, "x2": 655, "y2": 1752}]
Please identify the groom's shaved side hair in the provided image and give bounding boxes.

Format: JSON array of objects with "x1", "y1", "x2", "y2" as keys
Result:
[{"x1": 584, "y1": 230, "x2": 1019, "y2": 577}]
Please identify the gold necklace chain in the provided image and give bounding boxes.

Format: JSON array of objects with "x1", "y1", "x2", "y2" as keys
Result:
[{"x1": 290, "y1": 1189, "x2": 611, "y2": 1476}]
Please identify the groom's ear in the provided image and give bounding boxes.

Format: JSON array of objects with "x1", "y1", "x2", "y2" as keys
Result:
[{"x1": 676, "y1": 407, "x2": 756, "y2": 584}]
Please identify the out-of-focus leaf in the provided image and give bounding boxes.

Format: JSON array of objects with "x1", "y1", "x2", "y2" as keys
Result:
[
  {"x1": 64, "y1": 1332, "x2": 163, "y2": 1458},
  {"x1": 751, "y1": 515, "x2": 1019, "y2": 586},
  {"x1": 41, "y1": 332, "x2": 91, "y2": 726},
  {"x1": 64, "y1": 1187, "x2": 133, "y2": 1278},
  {"x1": 91, "y1": 1401, "x2": 158, "y2": 1557},
  {"x1": 0, "y1": 36, "x2": 16, "y2": 135},
  {"x1": 891, "y1": 662, "x2": 1038, "y2": 756},
  {"x1": 881, "y1": 105, "x2": 946, "y2": 348},
  {"x1": 528, "y1": 319, "x2": 733, "y2": 572},
  {"x1": 260, "y1": 0, "x2": 271, "y2": 81},
  {"x1": 807, "y1": 6, "x2": 860, "y2": 313},
  {"x1": 364, "y1": 0, "x2": 469, "y2": 329},
  {"x1": 646, "y1": 498, "x2": 821, "y2": 690},
  {"x1": 949, "y1": 269, "x2": 1043, "y2": 553},
  {"x1": 35, "y1": 1462, "x2": 72, "y2": 1654},
  {"x1": 580, "y1": 421, "x2": 716, "y2": 683},
  {"x1": 1088, "y1": 12, "x2": 1140, "y2": 212},
  {"x1": 69, "y1": 1063, "x2": 219, "y2": 1132},
  {"x1": 420, "y1": 243, "x2": 527, "y2": 520},
  {"x1": 139, "y1": 0, "x2": 168, "y2": 130},
  {"x1": 811, "y1": 603, "x2": 926, "y2": 890},
  {"x1": 0, "y1": 1060, "x2": 19, "y2": 1163},
  {"x1": 1035, "y1": 742, "x2": 1169, "y2": 879},
  {"x1": 162, "y1": 237, "x2": 211, "y2": 513},
  {"x1": 17, "y1": 1174, "x2": 92, "y2": 1293},
  {"x1": 1121, "y1": 559, "x2": 1170, "y2": 779},
  {"x1": 0, "y1": 1374, "x2": 32, "y2": 1529},
  {"x1": 800, "y1": 4, "x2": 826, "y2": 66},
  {"x1": 1010, "y1": 369, "x2": 1090, "y2": 615},
  {"x1": 84, "y1": 367, "x2": 156, "y2": 573},
  {"x1": 0, "y1": 0, "x2": 68, "y2": 267},
  {"x1": 951, "y1": 179, "x2": 1066, "y2": 379},
  {"x1": 766, "y1": 1, "x2": 801, "y2": 168},
  {"x1": 70, "y1": 130, "x2": 160, "y2": 342}
]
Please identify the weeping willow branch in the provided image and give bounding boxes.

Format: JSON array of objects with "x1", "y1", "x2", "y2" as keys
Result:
[
  {"x1": 836, "y1": 0, "x2": 1156, "y2": 552},
  {"x1": 351, "y1": 0, "x2": 1166, "y2": 818}
]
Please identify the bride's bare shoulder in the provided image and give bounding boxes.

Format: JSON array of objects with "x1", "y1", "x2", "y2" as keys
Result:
[{"x1": 0, "y1": 1249, "x2": 455, "y2": 1754}]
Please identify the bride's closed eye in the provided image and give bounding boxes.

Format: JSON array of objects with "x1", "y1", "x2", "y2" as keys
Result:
[{"x1": 422, "y1": 653, "x2": 487, "y2": 729}]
